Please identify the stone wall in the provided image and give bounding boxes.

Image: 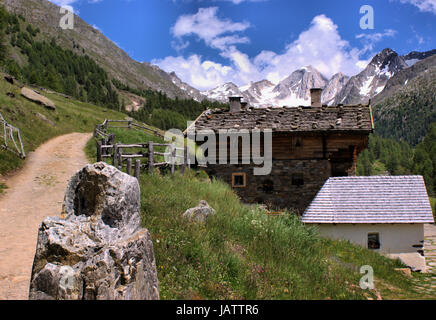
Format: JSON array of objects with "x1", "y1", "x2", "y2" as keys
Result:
[{"x1": 206, "y1": 159, "x2": 354, "y2": 214}]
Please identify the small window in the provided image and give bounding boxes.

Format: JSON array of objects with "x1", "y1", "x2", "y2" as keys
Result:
[
  {"x1": 292, "y1": 173, "x2": 304, "y2": 186},
  {"x1": 368, "y1": 233, "x2": 380, "y2": 250},
  {"x1": 295, "y1": 137, "x2": 303, "y2": 148},
  {"x1": 232, "y1": 173, "x2": 246, "y2": 188}
]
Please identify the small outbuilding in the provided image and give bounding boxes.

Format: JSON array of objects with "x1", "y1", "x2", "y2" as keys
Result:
[{"x1": 302, "y1": 176, "x2": 434, "y2": 268}]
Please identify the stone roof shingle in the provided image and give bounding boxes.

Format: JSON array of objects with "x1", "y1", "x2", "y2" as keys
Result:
[
  {"x1": 190, "y1": 104, "x2": 374, "y2": 133},
  {"x1": 302, "y1": 176, "x2": 435, "y2": 224}
]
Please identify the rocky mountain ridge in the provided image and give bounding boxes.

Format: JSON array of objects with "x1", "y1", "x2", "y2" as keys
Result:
[{"x1": 201, "y1": 48, "x2": 436, "y2": 108}]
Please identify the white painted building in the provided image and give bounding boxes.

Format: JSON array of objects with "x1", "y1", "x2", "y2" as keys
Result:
[{"x1": 302, "y1": 176, "x2": 434, "y2": 259}]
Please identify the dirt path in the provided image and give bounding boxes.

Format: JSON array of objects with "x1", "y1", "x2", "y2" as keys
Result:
[{"x1": 0, "y1": 133, "x2": 92, "y2": 300}]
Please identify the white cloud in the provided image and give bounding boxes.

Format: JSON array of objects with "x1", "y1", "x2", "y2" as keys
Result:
[
  {"x1": 155, "y1": 12, "x2": 368, "y2": 91},
  {"x1": 153, "y1": 55, "x2": 234, "y2": 91},
  {"x1": 171, "y1": 7, "x2": 250, "y2": 50},
  {"x1": 92, "y1": 24, "x2": 102, "y2": 32},
  {"x1": 396, "y1": 0, "x2": 436, "y2": 15},
  {"x1": 252, "y1": 14, "x2": 366, "y2": 83},
  {"x1": 356, "y1": 29, "x2": 397, "y2": 52}
]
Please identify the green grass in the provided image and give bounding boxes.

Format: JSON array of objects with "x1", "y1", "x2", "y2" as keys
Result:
[
  {"x1": 136, "y1": 171, "x2": 420, "y2": 300},
  {"x1": 83, "y1": 125, "x2": 428, "y2": 300},
  {"x1": 0, "y1": 73, "x2": 128, "y2": 175}
]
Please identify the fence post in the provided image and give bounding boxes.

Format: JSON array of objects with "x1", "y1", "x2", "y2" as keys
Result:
[
  {"x1": 135, "y1": 160, "x2": 141, "y2": 180},
  {"x1": 171, "y1": 144, "x2": 176, "y2": 175},
  {"x1": 102, "y1": 138, "x2": 106, "y2": 158},
  {"x1": 128, "y1": 120, "x2": 132, "y2": 130},
  {"x1": 97, "y1": 140, "x2": 102, "y2": 162},
  {"x1": 126, "y1": 158, "x2": 132, "y2": 175},
  {"x1": 118, "y1": 152, "x2": 122, "y2": 170},
  {"x1": 113, "y1": 143, "x2": 119, "y2": 167},
  {"x1": 148, "y1": 141, "x2": 154, "y2": 174},
  {"x1": 109, "y1": 134, "x2": 115, "y2": 156}
]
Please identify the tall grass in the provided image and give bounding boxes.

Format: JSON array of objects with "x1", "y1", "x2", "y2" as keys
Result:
[{"x1": 137, "y1": 171, "x2": 414, "y2": 300}]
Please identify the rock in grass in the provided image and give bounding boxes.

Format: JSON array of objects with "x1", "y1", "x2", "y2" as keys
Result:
[
  {"x1": 20, "y1": 87, "x2": 56, "y2": 110},
  {"x1": 183, "y1": 200, "x2": 216, "y2": 223},
  {"x1": 34, "y1": 112, "x2": 55, "y2": 127},
  {"x1": 29, "y1": 162, "x2": 160, "y2": 300}
]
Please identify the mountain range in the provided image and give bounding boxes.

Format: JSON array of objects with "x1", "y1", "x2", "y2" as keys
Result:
[{"x1": 200, "y1": 48, "x2": 436, "y2": 108}]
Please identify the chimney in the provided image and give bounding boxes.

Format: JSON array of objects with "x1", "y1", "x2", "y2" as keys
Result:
[
  {"x1": 229, "y1": 96, "x2": 242, "y2": 113},
  {"x1": 310, "y1": 88, "x2": 322, "y2": 108}
]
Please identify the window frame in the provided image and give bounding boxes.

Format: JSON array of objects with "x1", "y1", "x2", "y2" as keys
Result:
[
  {"x1": 367, "y1": 232, "x2": 381, "y2": 250},
  {"x1": 232, "y1": 172, "x2": 247, "y2": 188}
]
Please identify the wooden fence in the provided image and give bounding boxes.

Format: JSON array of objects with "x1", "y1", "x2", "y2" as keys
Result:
[
  {"x1": 0, "y1": 112, "x2": 25, "y2": 159},
  {"x1": 94, "y1": 119, "x2": 164, "y2": 139},
  {"x1": 94, "y1": 119, "x2": 190, "y2": 179}
]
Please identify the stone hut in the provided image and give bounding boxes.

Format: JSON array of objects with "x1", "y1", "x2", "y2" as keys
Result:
[{"x1": 187, "y1": 89, "x2": 374, "y2": 213}]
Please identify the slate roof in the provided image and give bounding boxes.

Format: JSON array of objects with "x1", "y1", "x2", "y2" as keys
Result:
[
  {"x1": 302, "y1": 176, "x2": 435, "y2": 224},
  {"x1": 188, "y1": 104, "x2": 374, "y2": 133}
]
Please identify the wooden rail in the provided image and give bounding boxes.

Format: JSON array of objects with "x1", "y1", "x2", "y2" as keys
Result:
[
  {"x1": 97, "y1": 141, "x2": 190, "y2": 178},
  {"x1": 0, "y1": 112, "x2": 25, "y2": 159},
  {"x1": 94, "y1": 119, "x2": 164, "y2": 139},
  {"x1": 94, "y1": 121, "x2": 190, "y2": 180}
]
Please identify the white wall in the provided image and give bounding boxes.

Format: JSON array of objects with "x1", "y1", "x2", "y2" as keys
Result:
[{"x1": 310, "y1": 223, "x2": 425, "y2": 254}]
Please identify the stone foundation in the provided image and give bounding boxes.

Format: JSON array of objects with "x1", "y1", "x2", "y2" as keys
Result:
[{"x1": 206, "y1": 159, "x2": 354, "y2": 214}]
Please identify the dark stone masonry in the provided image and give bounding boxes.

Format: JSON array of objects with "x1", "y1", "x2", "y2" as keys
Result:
[{"x1": 206, "y1": 159, "x2": 354, "y2": 214}]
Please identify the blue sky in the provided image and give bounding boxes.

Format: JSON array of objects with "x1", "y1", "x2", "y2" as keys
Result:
[{"x1": 51, "y1": 0, "x2": 435, "y2": 90}]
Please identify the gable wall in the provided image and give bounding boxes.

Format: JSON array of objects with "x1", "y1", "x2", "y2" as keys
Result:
[{"x1": 311, "y1": 223, "x2": 425, "y2": 255}]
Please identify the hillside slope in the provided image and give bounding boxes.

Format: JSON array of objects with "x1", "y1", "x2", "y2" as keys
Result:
[
  {"x1": 372, "y1": 62, "x2": 436, "y2": 146},
  {"x1": 373, "y1": 54, "x2": 436, "y2": 106},
  {"x1": 2, "y1": 0, "x2": 193, "y2": 99},
  {"x1": 0, "y1": 71, "x2": 141, "y2": 176}
]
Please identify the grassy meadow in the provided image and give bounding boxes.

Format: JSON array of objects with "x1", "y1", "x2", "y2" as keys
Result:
[{"x1": 84, "y1": 127, "x2": 435, "y2": 300}]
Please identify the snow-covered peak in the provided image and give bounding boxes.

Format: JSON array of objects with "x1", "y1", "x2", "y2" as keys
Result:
[
  {"x1": 168, "y1": 72, "x2": 206, "y2": 102},
  {"x1": 201, "y1": 82, "x2": 245, "y2": 103}
]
